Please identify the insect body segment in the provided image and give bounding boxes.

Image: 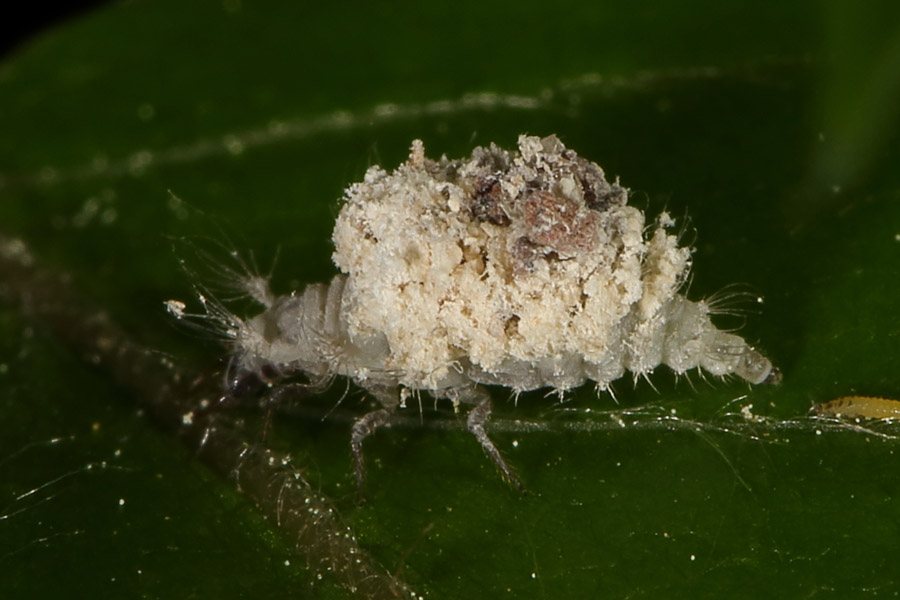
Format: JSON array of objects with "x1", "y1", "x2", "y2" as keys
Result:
[
  {"x1": 816, "y1": 396, "x2": 900, "y2": 419},
  {"x1": 184, "y1": 135, "x2": 777, "y2": 489}
]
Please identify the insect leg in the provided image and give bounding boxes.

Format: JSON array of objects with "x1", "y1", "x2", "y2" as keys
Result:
[
  {"x1": 465, "y1": 388, "x2": 524, "y2": 491},
  {"x1": 350, "y1": 388, "x2": 398, "y2": 495},
  {"x1": 261, "y1": 381, "x2": 317, "y2": 440}
]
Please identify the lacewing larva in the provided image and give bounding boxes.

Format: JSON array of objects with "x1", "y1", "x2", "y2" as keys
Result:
[
  {"x1": 171, "y1": 134, "x2": 778, "y2": 489},
  {"x1": 815, "y1": 396, "x2": 900, "y2": 419}
]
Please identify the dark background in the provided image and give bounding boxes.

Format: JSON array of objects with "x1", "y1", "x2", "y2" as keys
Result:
[{"x1": 1, "y1": 1, "x2": 111, "y2": 59}]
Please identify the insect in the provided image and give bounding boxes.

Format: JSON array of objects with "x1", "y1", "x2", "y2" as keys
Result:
[
  {"x1": 172, "y1": 134, "x2": 779, "y2": 490},
  {"x1": 815, "y1": 396, "x2": 900, "y2": 419}
]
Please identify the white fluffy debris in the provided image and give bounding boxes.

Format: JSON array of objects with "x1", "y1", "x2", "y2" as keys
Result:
[{"x1": 325, "y1": 134, "x2": 775, "y2": 393}]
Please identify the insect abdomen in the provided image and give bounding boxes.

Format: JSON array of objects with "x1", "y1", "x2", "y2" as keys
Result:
[{"x1": 816, "y1": 396, "x2": 900, "y2": 419}]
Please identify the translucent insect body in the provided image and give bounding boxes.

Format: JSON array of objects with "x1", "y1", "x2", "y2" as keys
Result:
[
  {"x1": 192, "y1": 134, "x2": 778, "y2": 489},
  {"x1": 816, "y1": 396, "x2": 900, "y2": 419}
]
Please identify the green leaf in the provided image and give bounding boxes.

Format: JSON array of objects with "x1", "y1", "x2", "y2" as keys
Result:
[{"x1": 3, "y1": 1, "x2": 900, "y2": 598}]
